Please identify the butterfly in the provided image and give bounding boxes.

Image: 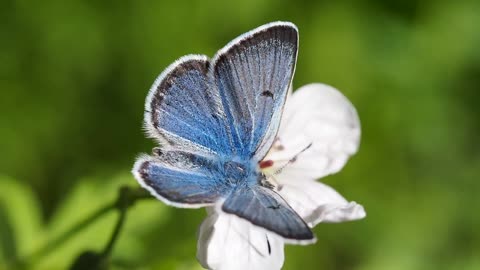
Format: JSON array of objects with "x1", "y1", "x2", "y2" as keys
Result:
[{"x1": 132, "y1": 21, "x2": 315, "y2": 242}]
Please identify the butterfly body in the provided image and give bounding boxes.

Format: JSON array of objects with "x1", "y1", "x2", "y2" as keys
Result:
[{"x1": 221, "y1": 159, "x2": 258, "y2": 186}]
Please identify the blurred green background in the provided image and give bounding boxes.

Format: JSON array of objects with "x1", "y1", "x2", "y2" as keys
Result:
[{"x1": 1, "y1": 0, "x2": 480, "y2": 269}]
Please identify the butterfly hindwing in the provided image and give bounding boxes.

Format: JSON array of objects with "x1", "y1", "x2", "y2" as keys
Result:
[
  {"x1": 221, "y1": 184, "x2": 314, "y2": 241},
  {"x1": 211, "y1": 22, "x2": 298, "y2": 159},
  {"x1": 133, "y1": 150, "x2": 230, "y2": 207}
]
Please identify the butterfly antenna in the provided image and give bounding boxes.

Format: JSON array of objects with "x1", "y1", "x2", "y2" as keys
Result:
[{"x1": 273, "y1": 142, "x2": 313, "y2": 176}]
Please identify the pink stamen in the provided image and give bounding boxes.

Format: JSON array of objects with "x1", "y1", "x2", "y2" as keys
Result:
[{"x1": 259, "y1": 160, "x2": 274, "y2": 169}]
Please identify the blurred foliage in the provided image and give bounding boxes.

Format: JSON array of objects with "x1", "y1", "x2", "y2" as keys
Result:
[{"x1": 1, "y1": 0, "x2": 480, "y2": 269}]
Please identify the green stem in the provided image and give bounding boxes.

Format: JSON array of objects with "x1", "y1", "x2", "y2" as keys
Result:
[
  {"x1": 101, "y1": 186, "x2": 152, "y2": 257},
  {"x1": 28, "y1": 202, "x2": 115, "y2": 263},
  {"x1": 102, "y1": 207, "x2": 127, "y2": 257},
  {"x1": 23, "y1": 186, "x2": 152, "y2": 265}
]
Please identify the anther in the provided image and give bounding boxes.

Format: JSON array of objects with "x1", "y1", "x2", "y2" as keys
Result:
[{"x1": 259, "y1": 160, "x2": 274, "y2": 169}]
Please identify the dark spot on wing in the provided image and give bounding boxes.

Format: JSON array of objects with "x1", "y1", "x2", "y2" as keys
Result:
[
  {"x1": 267, "y1": 204, "x2": 280, "y2": 210},
  {"x1": 139, "y1": 161, "x2": 151, "y2": 181},
  {"x1": 261, "y1": 90, "x2": 274, "y2": 98}
]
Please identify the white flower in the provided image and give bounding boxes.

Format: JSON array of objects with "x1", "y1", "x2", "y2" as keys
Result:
[{"x1": 196, "y1": 83, "x2": 366, "y2": 270}]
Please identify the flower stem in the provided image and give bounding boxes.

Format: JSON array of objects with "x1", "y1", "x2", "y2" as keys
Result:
[
  {"x1": 102, "y1": 207, "x2": 127, "y2": 257},
  {"x1": 101, "y1": 186, "x2": 152, "y2": 257},
  {"x1": 27, "y1": 202, "x2": 116, "y2": 264},
  {"x1": 23, "y1": 186, "x2": 152, "y2": 266}
]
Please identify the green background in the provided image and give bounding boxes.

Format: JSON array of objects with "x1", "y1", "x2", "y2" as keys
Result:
[{"x1": 1, "y1": 0, "x2": 479, "y2": 269}]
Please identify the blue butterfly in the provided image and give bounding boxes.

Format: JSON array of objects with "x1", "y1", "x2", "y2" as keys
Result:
[{"x1": 133, "y1": 22, "x2": 314, "y2": 242}]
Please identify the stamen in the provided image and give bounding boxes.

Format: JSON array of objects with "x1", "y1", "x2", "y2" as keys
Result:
[
  {"x1": 259, "y1": 159, "x2": 274, "y2": 169},
  {"x1": 268, "y1": 174, "x2": 283, "y2": 191},
  {"x1": 274, "y1": 142, "x2": 313, "y2": 175},
  {"x1": 272, "y1": 137, "x2": 285, "y2": 151},
  {"x1": 260, "y1": 142, "x2": 312, "y2": 191},
  {"x1": 266, "y1": 236, "x2": 271, "y2": 255}
]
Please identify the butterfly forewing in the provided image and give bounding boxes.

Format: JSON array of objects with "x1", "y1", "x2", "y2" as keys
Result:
[
  {"x1": 145, "y1": 55, "x2": 232, "y2": 155},
  {"x1": 211, "y1": 22, "x2": 298, "y2": 159}
]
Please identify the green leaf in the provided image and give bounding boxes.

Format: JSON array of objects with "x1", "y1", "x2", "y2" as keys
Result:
[
  {"x1": 0, "y1": 175, "x2": 43, "y2": 266},
  {"x1": 0, "y1": 201, "x2": 18, "y2": 266},
  {"x1": 34, "y1": 171, "x2": 170, "y2": 269}
]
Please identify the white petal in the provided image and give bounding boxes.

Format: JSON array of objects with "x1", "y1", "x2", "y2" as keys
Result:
[
  {"x1": 197, "y1": 211, "x2": 284, "y2": 270},
  {"x1": 277, "y1": 179, "x2": 366, "y2": 227},
  {"x1": 266, "y1": 83, "x2": 361, "y2": 179}
]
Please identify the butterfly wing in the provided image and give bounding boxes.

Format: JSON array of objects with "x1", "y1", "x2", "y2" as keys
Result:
[
  {"x1": 211, "y1": 22, "x2": 298, "y2": 159},
  {"x1": 144, "y1": 55, "x2": 232, "y2": 155},
  {"x1": 133, "y1": 150, "x2": 230, "y2": 207},
  {"x1": 221, "y1": 184, "x2": 315, "y2": 242},
  {"x1": 136, "y1": 55, "x2": 236, "y2": 206},
  {"x1": 213, "y1": 23, "x2": 311, "y2": 240}
]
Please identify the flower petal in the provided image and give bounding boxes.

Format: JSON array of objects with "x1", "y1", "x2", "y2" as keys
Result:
[
  {"x1": 197, "y1": 211, "x2": 284, "y2": 270},
  {"x1": 266, "y1": 83, "x2": 361, "y2": 179},
  {"x1": 277, "y1": 179, "x2": 366, "y2": 227}
]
